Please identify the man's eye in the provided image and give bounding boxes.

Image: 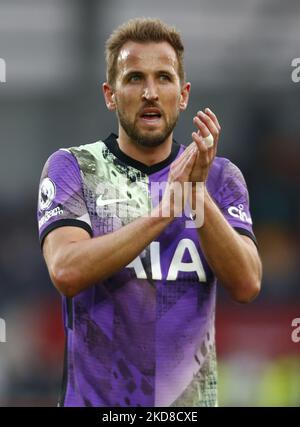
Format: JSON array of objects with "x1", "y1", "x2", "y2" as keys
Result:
[
  {"x1": 160, "y1": 75, "x2": 171, "y2": 81},
  {"x1": 129, "y1": 75, "x2": 141, "y2": 82}
]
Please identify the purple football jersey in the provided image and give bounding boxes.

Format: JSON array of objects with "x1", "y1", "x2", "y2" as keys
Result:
[{"x1": 37, "y1": 134, "x2": 256, "y2": 407}]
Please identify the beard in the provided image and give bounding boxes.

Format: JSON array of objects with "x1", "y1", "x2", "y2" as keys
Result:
[{"x1": 116, "y1": 106, "x2": 179, "y2": 148}]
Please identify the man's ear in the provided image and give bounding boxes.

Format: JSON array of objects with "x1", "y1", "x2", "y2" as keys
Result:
[
  {"x1": 102, "y1": 82, "x2": 116, "y2": 111},
  {"x1": 179, "y1": 82, "x2": 191, "y2": 111}
]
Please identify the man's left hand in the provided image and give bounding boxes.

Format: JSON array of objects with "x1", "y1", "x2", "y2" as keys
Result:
[{"x1": 189, "y1": 107, "x2": 221, "y2": 184}]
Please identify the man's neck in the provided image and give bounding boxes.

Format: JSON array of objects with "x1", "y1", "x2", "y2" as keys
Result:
[{"x1": 117, "y1": 127, "x2": 173, "y2": 166}]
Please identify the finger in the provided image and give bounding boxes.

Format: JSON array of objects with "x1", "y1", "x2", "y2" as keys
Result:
[
  {"x1": 176, "y1": 146, "x2": 197, "y2": 173},
  {"x1": 184, "y1": 146, "x2": 198, "y2": 174},
  {"x1": 204, "y1": 107, "x2": 221, "y2": 131},
  {"x1": 169, "y1": 154, "x2": 187, "y2": 180},
  {"x1": 196, "y1": 111, "x2": 219, "y2": 140},
  {"x1": 184, "y1": 142, "x2": 197, "y2": 157},
  {"x1": 193, "y1": 116, "x2": 211, "y2": 138},
  {"x1": 191, "y1": 131, "x2": 209, "y2": 156},
  {"x1": 172, "y1": 146, "x2": 197, "y2": 179},
  {"x1": 176, "y1": 145, "x2": 192, "y2": 161},
  {"x1": 171, "y1": 150, "x2": 187, "y2": 169},
  {"x1": 173, "y1": 142, "x2": 197, "y2": 170},
  {"x1": 192, "y1": 132, "x2": 212, "y2": 168}
]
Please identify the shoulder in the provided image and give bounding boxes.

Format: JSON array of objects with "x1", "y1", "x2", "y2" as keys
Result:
[
  {"x1": 44, "y1": 140, "x2": 106, "y2": 171},
  {"x1": 207, "y1": 157, "x2": 249, "y2": 203},
  {"x1": 68, "y1": 140, "x2": 104, "y2": 158},
  {"x1": 206, "y1": 156, "x2": 230, "y2": 191},
  {"x1": 209, "y1": 156, "x2": 246, "y2": 183}
]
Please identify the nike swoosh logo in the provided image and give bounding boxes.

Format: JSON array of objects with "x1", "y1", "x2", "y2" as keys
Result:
[{"x1": 96, "y1": 196, "x2": 128, "y2": 207}]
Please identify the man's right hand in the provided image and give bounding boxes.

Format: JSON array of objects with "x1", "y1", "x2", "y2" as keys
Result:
[{"x1": 156, "y1": 144, "x2": 198, "y2": 219}]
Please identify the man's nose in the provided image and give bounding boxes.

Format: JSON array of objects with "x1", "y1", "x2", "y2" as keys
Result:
[{"x1": 142, "y1": 79, "x2": 159, "y2": 101}]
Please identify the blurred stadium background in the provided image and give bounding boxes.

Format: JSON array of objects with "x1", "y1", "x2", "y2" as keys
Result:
[{"x1": 0, "y1": 0, "x2": 300, "y2": 406}]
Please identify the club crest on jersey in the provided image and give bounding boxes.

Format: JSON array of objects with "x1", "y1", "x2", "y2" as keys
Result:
[{"x1": 39, "y1": 177, "x2": 56, "y2": 211}]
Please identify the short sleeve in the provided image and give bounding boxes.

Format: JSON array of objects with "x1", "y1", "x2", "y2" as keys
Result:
[
  {"x1": 216, "y1": 160, "x2": 257, "y2": 245},
  {"x1": 37, "y1": 149, "x2": 93, "y2": 246}
]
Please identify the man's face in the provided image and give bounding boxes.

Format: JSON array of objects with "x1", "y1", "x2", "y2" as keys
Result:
[{"x1": 109, "y1": 41, "x2": 189, "y2": 148}]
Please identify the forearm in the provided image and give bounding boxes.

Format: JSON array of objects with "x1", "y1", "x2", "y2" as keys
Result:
[
  {"x1": 51, "y1": 211, "x2": 172, "y2": 297},
  {"x1": 195, "y1": 188, "x2": 262, "y2": 302}
]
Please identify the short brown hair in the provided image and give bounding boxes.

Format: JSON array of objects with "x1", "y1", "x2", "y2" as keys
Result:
[{"x1": 105, "y1": 17, "x2": 185, "y2": 88}]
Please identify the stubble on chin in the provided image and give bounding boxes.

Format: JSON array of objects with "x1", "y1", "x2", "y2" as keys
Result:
[{"x1": 117, "y1": 110, "x2": 179, "y2": 148}]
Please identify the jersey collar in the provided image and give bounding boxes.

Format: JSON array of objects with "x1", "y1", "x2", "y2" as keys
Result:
[{"x1": 103, "y1": 133, "x2": 181, "y2": 175}]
